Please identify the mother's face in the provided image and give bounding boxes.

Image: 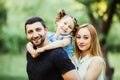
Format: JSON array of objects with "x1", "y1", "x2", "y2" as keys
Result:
[{"x1": 75, "y1": 27, "x2": 91, "y2": 52}]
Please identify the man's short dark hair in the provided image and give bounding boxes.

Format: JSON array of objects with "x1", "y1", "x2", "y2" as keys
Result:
[{"x1": 25, "y1": 17, "x2": 46, "y2": 32}]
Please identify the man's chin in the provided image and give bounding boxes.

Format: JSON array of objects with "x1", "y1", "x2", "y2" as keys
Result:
[
  {"x1": 30, "y1": 41, "x2": 41, "y2": 47},
  {"x1": 34, "y1": 43, "x2": 41, "y2": 46},
  {"x1": 30, "y1": 38, "x2": 44, "y2": 47}
]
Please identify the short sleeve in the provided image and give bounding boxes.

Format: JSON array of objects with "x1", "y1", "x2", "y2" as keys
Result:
[{"x1": 50, "y1": 48, "x2": 75, "y2": 74}]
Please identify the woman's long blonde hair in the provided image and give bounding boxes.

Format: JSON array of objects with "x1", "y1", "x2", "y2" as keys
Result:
[{"x1": 74, "y1": 23, "x2": 102, "y2": 59}]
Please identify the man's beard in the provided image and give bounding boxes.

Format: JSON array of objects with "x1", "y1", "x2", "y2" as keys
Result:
[{"x1": 31, "y1": 37, "x2": 45, "y2": 47}]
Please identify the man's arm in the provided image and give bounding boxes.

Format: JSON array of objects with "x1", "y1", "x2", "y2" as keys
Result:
[
  {"x1": 62, "y1": 69, "x2": 80, "y2": 80},
  {"x1": 51, "y1": 48, "x2": 80, "y2": 80}
]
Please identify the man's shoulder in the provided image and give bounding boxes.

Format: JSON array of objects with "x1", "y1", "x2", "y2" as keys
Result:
[
  {"x1": 49, "y1": 48, "x2": 68, "y2": 56},
  {"x1": 51, "y1": 48, "x2": 66, "y2": 53}
]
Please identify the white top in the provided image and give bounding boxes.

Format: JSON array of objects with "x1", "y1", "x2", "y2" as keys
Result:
[{"x1": 78, "y1": 55, "x2": 105, "y2": 80}]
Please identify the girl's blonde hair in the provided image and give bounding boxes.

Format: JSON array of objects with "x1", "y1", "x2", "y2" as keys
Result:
[
  {"x1": 55, "y1": 9, "x2": 78, "y2": 37},
  {"x1": 74, "y1": 23, "x2": 102, "y2": 59}
]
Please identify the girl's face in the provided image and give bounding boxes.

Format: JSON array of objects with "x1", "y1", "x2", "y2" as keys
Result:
[
  {"x1": 56, "y1": 16, "x2": 74, "y2": 35},
  {"x1": 76, "y1": 27, "x2": 91, "y2": 52}
]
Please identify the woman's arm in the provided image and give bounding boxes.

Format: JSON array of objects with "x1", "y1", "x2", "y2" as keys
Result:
[
  {"x1": 62, "y1": 69, "x2": 80, "y2": 80},
  {"x1": 85, "y1": 56, "x2": 105, "y2": 80}
]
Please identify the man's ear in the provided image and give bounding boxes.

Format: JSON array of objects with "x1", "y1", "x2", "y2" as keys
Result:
[
  {"x1": 56, "y1": 22, "x2": 59, "y2": 27},
  {"x1": 25, "y1": 31, "x2": 30, "y2": 40},
  {"x1": 25, "y1": 31, "x2": 27, "y2": 35},
  {"x1": 45, "y1": 27, "x2": 48, "y2": 33}
]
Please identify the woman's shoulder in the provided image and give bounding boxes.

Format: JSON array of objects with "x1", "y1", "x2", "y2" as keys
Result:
[
  {"x1": 92, "y1": 56, "x2": 104, "y2": 61},
  {"x1": 90, "y1": 56, "x2": 105, "y2": 65}
]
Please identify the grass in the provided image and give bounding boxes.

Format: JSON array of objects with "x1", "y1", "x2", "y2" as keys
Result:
[
  {"x1": 108, "y1": 52, "x2": 120, "y2": 80},
  {"x1": 0, "y1": 53, "x2": 27, "y2": 80},
  {"x1": 0, "y1": 52, "x2": 120, "y2": 80}
]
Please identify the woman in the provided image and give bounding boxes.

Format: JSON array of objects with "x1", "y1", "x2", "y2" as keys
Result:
[{"x1": 74, "y1": 23, "x2": 106, "y2": 80}]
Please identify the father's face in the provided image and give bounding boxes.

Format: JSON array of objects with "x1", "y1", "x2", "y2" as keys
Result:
[{"x1": 26, "y1": 22, "x2": 47, "y2": 47}]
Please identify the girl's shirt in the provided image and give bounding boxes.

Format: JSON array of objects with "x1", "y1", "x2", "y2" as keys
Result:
[
  {"x1": 47, "y1": 32, "x2": 74, "y2": 58},
  {"x1": 78, "y1": 55, "x2": 105, "y2": 80}
]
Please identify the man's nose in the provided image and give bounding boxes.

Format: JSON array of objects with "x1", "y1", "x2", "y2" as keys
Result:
[{"x1": 33, "y1": 32, "x2": 39, "y2": 38}]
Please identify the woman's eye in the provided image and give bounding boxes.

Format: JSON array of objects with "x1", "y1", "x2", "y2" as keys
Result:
[
  {"x1": 76, "y1": 35, "x2": 81, "y2": 38},
  {"x1": 84, "y1": 37, "x2": 89, "y2": 39},
  {"x1": 64, "y1": 22, "x2": 67, "y2": 25},
  {"x1": 77, "y1": 37, "x2": 81, "y2": 38}
]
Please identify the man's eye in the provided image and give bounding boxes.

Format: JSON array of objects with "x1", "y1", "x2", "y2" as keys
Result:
[
  {"x1": 36, "y1": 28, "x2": 41, "y2": 31},
  {"x1": 28, "y1": 30, "x2": 33, "y2": 34}
]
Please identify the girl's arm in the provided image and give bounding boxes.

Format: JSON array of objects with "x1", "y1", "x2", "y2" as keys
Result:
[
  {"x1": 27, "y1": 37, "x2": 71, "y2": 58},
  {"x1": 26, "y1": 42, "x2": 39, "y2": 58},
  {"x1": 37, "y1": 37, "x2": 71, "y2": 52}
]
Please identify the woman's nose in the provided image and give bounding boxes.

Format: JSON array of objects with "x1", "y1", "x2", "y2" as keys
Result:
[{"x1": 79, "y1": 39, "x2": 84, "y2": 43}]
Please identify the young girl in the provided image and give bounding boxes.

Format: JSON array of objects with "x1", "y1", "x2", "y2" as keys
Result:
[
  {"x1": 74, "y1": 23, "x2": 106, "y2": 80},
  {"x1": 26, "y1": 9, "x2": 78, "y2": 61}
]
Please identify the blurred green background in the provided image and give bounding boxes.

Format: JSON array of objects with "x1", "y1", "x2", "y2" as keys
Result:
[{"x1": 0, "y1": 0, "x2": 120, "y2": 80}]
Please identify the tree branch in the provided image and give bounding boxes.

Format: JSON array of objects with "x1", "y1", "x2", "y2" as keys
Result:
[
  {"x1": 101, "y1": 0, "x2": 118, "y2": 45},
  {"x1": 86, "y1": 5, "x2": 98, "y2": 31}
]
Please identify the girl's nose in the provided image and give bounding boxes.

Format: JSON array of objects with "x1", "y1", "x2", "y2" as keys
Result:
[{"x1": 64, "y1": 25, "x2": 68, "y2": 30}]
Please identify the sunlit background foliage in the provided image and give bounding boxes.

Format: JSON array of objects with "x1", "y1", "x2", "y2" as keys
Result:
[{"x1": 0, "y1": 0, "x2": 120, "y2": 80}]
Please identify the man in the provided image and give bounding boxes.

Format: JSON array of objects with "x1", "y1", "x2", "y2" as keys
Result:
[{"x1": 25, "y1": 17, "x2": 79, "y2": 80}]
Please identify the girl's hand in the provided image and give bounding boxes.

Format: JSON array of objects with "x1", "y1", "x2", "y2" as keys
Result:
[
  {"x1": 26, "y1": 42, "x2": 35, "y2": 53},
  {"x1": 36, "y1": 47, "x2": 45, "y2": 54}
]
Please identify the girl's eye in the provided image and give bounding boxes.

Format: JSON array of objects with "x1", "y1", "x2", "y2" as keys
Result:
[{"x1": 68, "y1": 26, "x2": 72, "y2": 29}]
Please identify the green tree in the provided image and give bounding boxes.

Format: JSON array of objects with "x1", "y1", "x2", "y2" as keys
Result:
[
  {"x1": 75, "y1": 0, "x2": 120, "y2": 80},
  {"x1": 4, "y1": 0, "x2": 81, "y2": 53},
  {"x1": 0, "y1": 0, "x2": 7, "y2": 52}
]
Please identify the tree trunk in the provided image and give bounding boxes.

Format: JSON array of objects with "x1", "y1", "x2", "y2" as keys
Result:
[
  {"x1": 101, "y1": 0, "x2": 118, "y2": 79},
  {"x1": 101, "y1": 44, "x2": 114, "y2": 80}
]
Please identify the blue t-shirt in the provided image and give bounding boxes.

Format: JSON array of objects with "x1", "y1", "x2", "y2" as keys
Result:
[{"x1": 47, "y1": 32, "x2": 74, "y2": 57}]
